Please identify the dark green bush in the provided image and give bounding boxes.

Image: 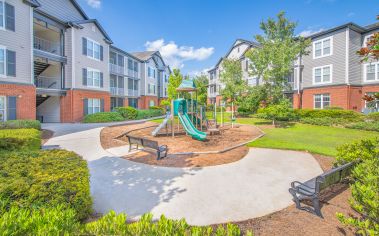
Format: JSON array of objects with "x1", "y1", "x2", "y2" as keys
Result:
[
  {"x1": 136, "y1": 109, "x2": 164, "y2": 119},
  {"x1": 257, "y1": 100, "x2": 298, "y2": 123},
  {"x1": 114, "y1": 106, "x2": 138, "y2": 120},
  {"x1": 0, "y1": 120, "x2": 41, "y2": 130},
  {"x1": 299, "y1": 117, "x2": 347, "y2": 127},
  {"x1": 325, "y1": 106, "x2": 344, "y2": 110},
  {"x1": 83, "y1": 112, "x2": 124, "y2": 123},
  {"x1": 0, "y1": 129, "x2": 40, "y2": 151},
  {"x1": 295, "y1": 109, "x2": 363, "y2": 121},
  {"x1": 237, "y1": 107, "x2": 252, "y2": 117},
  {"x1": 345, "y1": 121, "x2": 379, "y2": 132},
  {"x1": 366, "y1": 112, "x2": 379, "y2": 122},
  {"x1": 0, "y1": 149, "x2": 92, "y2": 220}
]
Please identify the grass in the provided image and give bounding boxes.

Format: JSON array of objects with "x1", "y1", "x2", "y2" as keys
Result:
[{"x1": 246, "y1": 122, "x2": 379, "y2": 156}]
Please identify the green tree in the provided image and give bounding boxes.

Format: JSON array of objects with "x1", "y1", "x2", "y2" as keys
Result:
[
  {"x1": 219, "y1": 59, "x2": 247, "y2": 105},
  {"x1": 257, "y1": 99, "x2": 296, "y2": 125},
  {"x1": 246, "y1": 11, "x2": 310, "y2": 105},
  {"x1": 167, "y1": 69, "x2": 183, "y2": 100},
  {"x1": 193, "y1": 74, "x2": 208, "y2": 105}
]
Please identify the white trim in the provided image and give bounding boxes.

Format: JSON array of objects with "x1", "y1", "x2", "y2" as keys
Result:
[
  {"x1": 72, "y1": 28, "x2": 76, "y2": 88},
  {"x1": 297, "y1": 57, "x2": 301, "y2": 93},
  {"x1": 0, "y1": 44, "x2": 6, "y2": 78},
  {"x1": 345, "y1": 28, "x2": 349, "y2": 85},
  {"x1": 30, "y1": 7, "x2": 34, "y2": 84},
  {"x1": 0, "y1": 95, "x2": 6, "y2": 121},
  {"x1": 312, "y1": 64, "x2": 333, "y2": 85},
  {"x1": 313, "y1": 36, "x2": 333, "y2": 59},
  {"x1": 313, "y1": 93, "x2": 331, "y2": 109},
  {"x1": 86, "y1": 67, "x2": 101, "y2": 88},
  {"x1": 87, "y1": 98, "x2": 101, "y2": 115},
  {"x1": 0, "y1": 1, "x2": 5, "y2": 31},
  {"x1": 363, "y1": 62, "x2": 379, "y2": 82},
  {"x1": 85, "y1": 37, "x2": 101, "y2": 61}
]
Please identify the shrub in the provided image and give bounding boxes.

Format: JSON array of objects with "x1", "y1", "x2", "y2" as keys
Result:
[
  {"x1": 83, "y1": 112, "x2": 124, "y2": 123},
  {"x1": 295, "y1": 109, "x2": 363, "y2": 121},
  {"x1": 335, "y1": 139, "x2": 379, "y2": 235},
  {"x1": 345, "y1": 121, "x2": 379, "y2": 132},
  {"x1": 366, "y1": 112, "x2": 379, "y2": 122},
  {"x1": 257, "y1": 99, "x2": 297, "y2": 124},
  {"x1": 325, "y1": 106, "x2": 344, "y2": 110},
  {"x1": 0, "y1": 150, "x2": 92, "y2": 220},
  {"x1": 136, "y1": 109, "x2": 164, "y2": 119},
  {"x1": 0, "y1": 120, "x2": 41, "y2": 130},
  {"x1": 114, "y1": 106, "x2": 138, "y2": 120},
  {"x1": 237, "y1": 107, "x2": 252, "y2": 117},
  {"x1": 299, "y1": 117, "x2": 347, "y2": 127},
  {"x1": 0, "y1": 205, "x2": 80, "y2": 235},
  {"x1": 0, "y1": 129, "x2": 40, "y2": 151}
]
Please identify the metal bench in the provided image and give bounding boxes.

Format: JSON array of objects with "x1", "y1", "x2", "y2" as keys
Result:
[
  {"x1": 126, "y1": 135, "x2": 143, "y2": 152},
  {"x1": 141, "y1": 138, "x2": 168, "y2": 160},
  {"x1": 288, "y1": 162, "x2": 354, "y2": 218}
]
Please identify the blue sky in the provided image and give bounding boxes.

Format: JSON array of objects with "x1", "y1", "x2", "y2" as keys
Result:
[{"x1": 79, "y1": 0, "x2": 378, "y2": 77}]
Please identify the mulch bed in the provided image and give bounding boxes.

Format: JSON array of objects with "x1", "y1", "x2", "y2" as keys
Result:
[
  {"x1": 41, "y1": 129, "x2": 54, "y2": 145},
  {"x1": 100, "y1": 122, "x2": 262, "y2": 168}
]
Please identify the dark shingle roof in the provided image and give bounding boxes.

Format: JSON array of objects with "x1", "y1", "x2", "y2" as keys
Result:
[
  {"x1": 70, "y1": 19, "x2": 112, "y2": 44},
  {"x1": 131, "y1": 51, "x2": 157, "y2": 61}
]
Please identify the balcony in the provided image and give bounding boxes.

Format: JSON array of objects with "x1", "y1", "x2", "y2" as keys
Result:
[
  {"x1": 35, "y1": 76, "x2": 61, "y2": 90},
  {"x1": 127, "y1": 89, "x2": 139, "y2": 97},
  {"x1": 34, "y1": 36, "x2": 61, "y2": 55},
  {"x1": 127, "y1": 69, "x2": 139, "y2": 78},
  {"x1": 109, "y1": 63, "x2": 125, "y2": 75},
  {"x1": 110, "y1": 87, "x2": 125, "y2": 96}
]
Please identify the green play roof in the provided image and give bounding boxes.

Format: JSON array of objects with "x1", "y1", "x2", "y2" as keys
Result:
[{"x1": 176, "y1": 79, "x2": 197, "y2": 92}]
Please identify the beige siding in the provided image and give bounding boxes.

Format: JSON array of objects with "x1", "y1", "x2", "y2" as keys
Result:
[
  {"x1": 302, "y1": 28, "x2": 347, "y2": 88},
  {"x1": 73, "y1": 22, "x2": 110, "y2": 92},
  {"x1": 0, "y1": 0, "x2": 32, "y2": 85},
  {"x1": 36, "y1": 0, "x2": 85, "y2": 22}
]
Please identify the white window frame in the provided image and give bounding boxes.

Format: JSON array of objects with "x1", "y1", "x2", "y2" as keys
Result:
[
  {"x1": 0, "y1": 1, "x2": 4, "y2": 30},
  {"x1": 86, "y1": 67, "x2": 101, "y2": 88},
  {"x1": 363, "y1": 62, "x2": 379, "y2": 82},
  {"x1": 313, "y1": 36, "x2": 333, "y2": 59},
  {"x1": 0, "y1": 96, "x2": 6, "y2": 121},
  {"x1": 0, "y1": 45, "x2": 6, "y2": 78},
  {"x1": 148, "y1": 83, "x2": 155, "y2": 95},
  {"x1": 148, "y1": 67, "x2": 156, "y2": 78},
  {"x1": 88, "y1": 98, "x2": 101, "y2": 115},
  {"x1": 314, "y1": 94, "x2": 331, "y2": 109},
  {"x1": 86, "y1": 38, "x2": 101, "y2": 61},
  {"x1": 149, "y1": 100, "x2": 155, "y2": 107},
  {"x1": 313, "y1": 65, "x2": 333, "y2": 85}
]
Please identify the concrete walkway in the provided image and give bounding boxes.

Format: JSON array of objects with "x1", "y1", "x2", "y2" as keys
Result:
[{"x1": 43, "y1": 122, "x2": 323, "y2": 226}]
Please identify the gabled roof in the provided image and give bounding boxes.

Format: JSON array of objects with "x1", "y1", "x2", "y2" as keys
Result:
[
  {"x1": 364, "y1": 22, "x2": 379, "y2": 32},
  {"x1": 70, "y1": 19, "x2": 113, "y2": 44},
  {"x1": 304, "y1": 22, "x2": 372, "y2": 39},
  {"x1": 31, "y1": 0, "x2": 89, "y2": 20},
  {"x1": 110, "y1": 45, "x2": 143, "y2": 62},
  {"x1": 132, "y1": 51, "x2": 157, "y2": 61},
  {"x1": 23, "y1": 0, "x2": 41, "y2": 7},
  {"x1": 223, "y1": 39, "x2": 259, "y2": 60}
]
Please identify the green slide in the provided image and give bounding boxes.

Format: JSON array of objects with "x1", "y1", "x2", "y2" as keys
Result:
[{"x1": 178, "y1": 113, "x2": 207, "y2": 141}]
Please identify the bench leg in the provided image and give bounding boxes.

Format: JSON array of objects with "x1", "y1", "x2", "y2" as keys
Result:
[
  {"x1": 157, "y1": 151, "x2": 161, "y2": 160},
  {"x1": 289, "y1": 188, "x2": 301, "y2": 209},
  {"x1": 312, "y1": 197, "x2": 323, "y2": 218},
  {"x1": 129, "y1": 144, "x2": 132, "y2": 152}
]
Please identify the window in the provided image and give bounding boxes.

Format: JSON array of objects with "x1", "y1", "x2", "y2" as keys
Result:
[
  {"x1": 128, "y1": 78, "x2": 137, "y2": 90},
  {"x1": 0, "y1": 96, "x2": 5, "y2": 121},
  {"x1": 364, "y1": 62, "x2": 379, "y2": 82},
  {"x1": 0, "y1": 46, "x2": 5, "y2": 76},
  {"x1": 314, "y1": 94, "x2": 330, "y2": 109},
  {"x1": 148, "y1": 83, "x2": 155, "y2": 94},
  {"x1": 128, "y1": 98, "x2": 138, "y2": 108},
  {"x1": 88, "y1": 98, "x2": 100, "y2": 114},
  {"x1": 313, "y1": 37, "x2": 332, "y2": 59},
  {"x1": 313, "y1": 65, "x2": 332, "y2": 84},
  {"x1": 133, "y1": 61, "x2": 138, "y2": 72},
  {"x1": 149, "y1": 100, "x2": 155, "y2": 107},
  {"x1": 87, "y1": 68, "x2": 101, "y2": 87},
  {"x1": 86, "y1": 38, "x2": 101, "y2": 60},
  {"x1": 0, "y1": 1, "x2": 4, "y2": 29},
  {"x1": 128, "y1": 59, "x2": 133, "y2": 70},
  {"x1": 245, "y1": 60, "x2": 249, "y2": 72},
  {"x1": 148, "y1": 67, "x2": 155, "y2": 78}
]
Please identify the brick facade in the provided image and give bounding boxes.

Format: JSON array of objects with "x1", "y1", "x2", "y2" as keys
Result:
[
  {"x1": 60, "y1": 89, "x2": 110, "y2": 123},
  {"x1": 138, "y1": 95, "x2": 159, "y2": 109},
  {"x1": 0, "y1": 83, "x2": 36, "y2": 120}
]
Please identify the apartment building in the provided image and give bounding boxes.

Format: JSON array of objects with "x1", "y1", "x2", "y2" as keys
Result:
[
  {"x1": 0, "y1": 0, "x2": 170, "y2": 123},
  {"x1": 207, "y1": 39, "x2": 260, "y2": 105},
  {"x1": 131, "y1": 51, "x2": 170, "y2": 108},
  {"x1": 208, "y1": 22, "x2": 379, "y2": 112},
  {"x1": 291, "y1": 22, "x2": 379, "y2": 112}
]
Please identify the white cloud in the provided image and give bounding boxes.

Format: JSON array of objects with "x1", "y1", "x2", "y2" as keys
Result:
[
  {"x1": 347, "y1": 12, "x2": 355, "y2": 17},
  {"x1": 298, "y1": 28, "x2": 325, "y2": 37},
  {"x1": 145, "y1": 39, "x2": 214, "y2": 69},
  {"x1": 86, "y1": 0, "x2": 101, "y2": 9},
  {"x1": 188, "y1": 67, "x2": 213, "y2": 77}
]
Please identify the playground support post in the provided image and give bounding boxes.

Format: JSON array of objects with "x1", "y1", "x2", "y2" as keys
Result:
[
  {"x1": 171, "y1": 100, "x2": 174, "y2": 137},
  {"x1": 221, "y1": 103, "x2": 223, "y2": 127}
]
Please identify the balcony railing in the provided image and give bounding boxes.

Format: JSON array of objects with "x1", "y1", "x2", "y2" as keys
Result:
[
  {"x1": 110, "y1": 87, "x2": 125, "y2": 96},
  {"x1": 109, "y1": 63, "x2": 125, "y2": 75},
  {"x1": 34, "y1": 36, "x2": 61, "y2": 55},
  {"x1": 127, "y1": 89, "x2": 139, "y2": 97},
  {"x1": 127, "y1": 69, "x2": 139, "y2": 78},
  {"x1": 35, "y1": 76, "x2": 61, "y2": 89}
]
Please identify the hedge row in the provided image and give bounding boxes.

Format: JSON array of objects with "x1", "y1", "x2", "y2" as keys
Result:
[
  {"x1": 83, "y1": 107, "x2": 165, "y2": 123},
  {"x1": 0, "y1": 128, "x2": 40, "y2": 151},
  {"x1": 0, "y1": 120, "x2": 41, "y2": 130},
  {"x1": 0, "y1": 149, "x2": 92, "y2": 221},
  {"x1": 83, "y1": 112, "x2": 124, "y2": 123}
]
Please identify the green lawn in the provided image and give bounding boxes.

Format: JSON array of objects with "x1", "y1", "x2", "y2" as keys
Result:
[{"x1": 245, "y1": 122, "x2": 379, "y2": 157}]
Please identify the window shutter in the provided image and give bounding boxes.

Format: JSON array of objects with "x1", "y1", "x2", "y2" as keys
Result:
[
  {"x1": 82, "y1": 38, "x2": 87, "y2": 55},
  {"x1": 83, "y1": 98, "x2": 88, "y2": 116},
  {"x1": 100, "y1": 99, "x2": 104, "y2": 112},
  {"x1": 5, "y1": 3, "x2": 15, "y2": 32},
  {"x1": 6, "y1": 96, "x2": 16, "y2": 120},
  {"x1": 100, "y1": 72, "x2": 103, "y2": 87},
  {"x1": 82, "y1": 68, "x2": 87, "y2": 85},
  {"x1": 6, "y1": 50, "x2": 16, "y2": 76},
  {"x1": 100, "y1": 45, "x2": 103, "y2": 61}
]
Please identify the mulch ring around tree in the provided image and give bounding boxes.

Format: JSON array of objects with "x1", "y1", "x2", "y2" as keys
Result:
[{"x1": 101, "y1": 122, "x2": 263, "y2": 168}]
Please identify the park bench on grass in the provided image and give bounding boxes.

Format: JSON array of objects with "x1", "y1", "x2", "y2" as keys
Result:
[
  {"x1": 288, "y1": 162, "x2": 354, "y2": 218},
  {"x1": 126, "y1": 135, "x2": 168, "y2": 160}
]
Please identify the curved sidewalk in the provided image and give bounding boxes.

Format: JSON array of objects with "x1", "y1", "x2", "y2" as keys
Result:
[{"x1": 43, "y1": 122, "x2": 323, "y2": 226}]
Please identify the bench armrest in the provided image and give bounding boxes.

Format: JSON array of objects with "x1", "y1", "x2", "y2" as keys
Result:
[
  {"x1": 291, "y1": 181, "x2": 316, "y2": 197},
  {"x1": 160, "y1": 145, "x2": 168, "y2": 149}
]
